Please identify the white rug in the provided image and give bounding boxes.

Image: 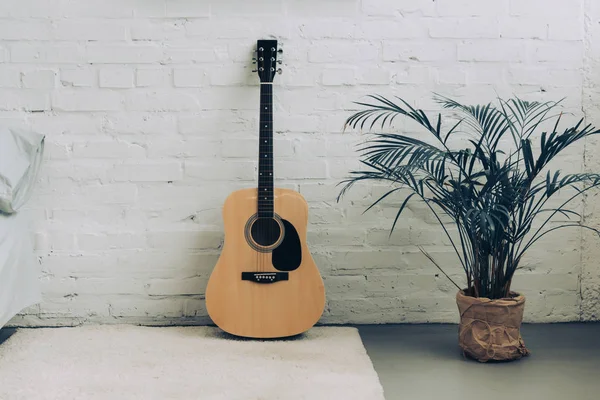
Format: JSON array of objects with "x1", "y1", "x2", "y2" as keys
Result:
[{"x1": 0, "y1": 325, "x2": 385, "y2": 400}]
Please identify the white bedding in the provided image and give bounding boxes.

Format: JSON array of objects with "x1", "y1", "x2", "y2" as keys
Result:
[
  {"x1": 0, "y1": 211, "x2": 41, "y2": 328},
  {"x1": 0, "y1": 126, "x2": 45, "y2": 214},
  {"x1": 0, "y1": 126, "x2": 44, "y2": 328}
]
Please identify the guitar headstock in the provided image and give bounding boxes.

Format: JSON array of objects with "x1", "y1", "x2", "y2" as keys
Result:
[{"x1": 253, "y1": 39, "x2": 282, "y2": 83}]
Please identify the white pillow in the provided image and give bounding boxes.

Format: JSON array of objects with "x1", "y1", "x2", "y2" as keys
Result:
[{"x1": 0, "y1": 127, "x2": 45, "y2": 214}]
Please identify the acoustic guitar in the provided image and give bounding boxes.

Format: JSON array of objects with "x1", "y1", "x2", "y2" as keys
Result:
[{"x1": 206, "y1": 40, "x2": 326, "y2": 338}]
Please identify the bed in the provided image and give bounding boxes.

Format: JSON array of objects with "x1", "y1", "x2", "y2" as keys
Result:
[
  {"x1": 0, "y1": 211, "x2": 41, "y2": 328},
  {"x1": 0, "y1": 127, "x2": 44, "y2": 329}
]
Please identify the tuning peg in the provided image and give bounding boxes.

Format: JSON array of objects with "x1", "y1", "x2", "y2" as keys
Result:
[
  {"x1": 252, "y1": 69, "x2": 258, "y2": 72},
  {"x1": 277, "y1": 68, "x2": 283, "y2": 75},
  {"x1": 277, "y1": 48, "x2": 283, "y2": 53},
  {"x1": 277, "y1": 60, "x2": 282, "y2": 64}
]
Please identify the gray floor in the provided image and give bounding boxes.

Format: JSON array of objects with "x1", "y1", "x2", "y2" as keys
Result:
[
  {"x1": 0, "y1": 327, "x2": 15, "y2": 346},
  {"x1": 358, "y1": 323, "x2": 600, "y2": 400},
  {"x1": 2, "y1": 324, "x2": 599, "y2": 399}
]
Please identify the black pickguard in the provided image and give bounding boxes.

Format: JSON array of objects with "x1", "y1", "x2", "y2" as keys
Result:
[{"x1": 272, "y1": 219, "x2": 302, "y2": 271}]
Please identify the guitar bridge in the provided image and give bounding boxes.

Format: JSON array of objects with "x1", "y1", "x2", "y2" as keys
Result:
[{"x1": 241, "y1": 272, "x2": 289, "y2": 284}]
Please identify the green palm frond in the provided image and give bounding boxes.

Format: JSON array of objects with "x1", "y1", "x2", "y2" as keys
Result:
[{"x1": 338, "y1": 93, "x2": 600, "y2": 299}]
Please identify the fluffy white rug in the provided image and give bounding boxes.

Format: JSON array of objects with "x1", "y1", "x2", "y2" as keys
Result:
[{"x1": 0, "y1": 325, "x2": 385, "y2": 400}]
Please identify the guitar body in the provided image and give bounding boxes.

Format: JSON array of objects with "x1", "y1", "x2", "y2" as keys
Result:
[{"x1": 206, "y1": 188, "x2": 325, "y2": 338}]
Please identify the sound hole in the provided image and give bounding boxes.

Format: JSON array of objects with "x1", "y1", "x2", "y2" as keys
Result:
[{"x1": 250, "y1": 218, "x2": 281, "y2": 247}]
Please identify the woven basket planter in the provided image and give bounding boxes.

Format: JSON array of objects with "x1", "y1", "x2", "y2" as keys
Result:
[{"x1": 456, "y1": 289, "x2": 530, "y2": 362}]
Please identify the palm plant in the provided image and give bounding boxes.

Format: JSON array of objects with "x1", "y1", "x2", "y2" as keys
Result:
[{"x1": 338, "y1": 94, "x2": 600, "y2": 300}]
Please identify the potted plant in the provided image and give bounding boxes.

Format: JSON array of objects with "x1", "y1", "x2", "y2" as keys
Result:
[{"x1": 337, "y1": 94, "x2": 600, "y2": 362}]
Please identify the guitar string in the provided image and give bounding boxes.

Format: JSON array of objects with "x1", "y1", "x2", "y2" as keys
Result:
[
  {"x1": 259, "y1": 82, "x2": 265, "y2": 274},
  {"x1": 267, "y1": 82, "x2": 274, "y2": 274},
  {"x1": 266, "y1": 82, "x2": 270, "y2": 275},
  {"x1": 259, "y1": 82, "x2": 272, "y2": 272},
  {"x1": 259, "y1": 74, "x2": 275, "y2": 273},
  {"x1": 261, "y1": 82, "x2": 264, "y2": 273},
  {"x1": 264, "y1": 81, "x2": 273, "y2": 271},
  {"x1": 269, "y1": 83, "x2": 274, "y2": 274}
]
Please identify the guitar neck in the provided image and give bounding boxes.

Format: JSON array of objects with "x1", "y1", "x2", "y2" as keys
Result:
[{"x1": 258, "y1": 83, "x2": 274, "y2": 218}]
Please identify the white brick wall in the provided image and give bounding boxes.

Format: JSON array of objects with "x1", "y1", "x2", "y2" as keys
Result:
[
  {"x1": 581, "y1": 0, "x2": 600, "y2": 321},
  {"x1": 4, "y1": 0, "x2": 600, "y2": 327}
]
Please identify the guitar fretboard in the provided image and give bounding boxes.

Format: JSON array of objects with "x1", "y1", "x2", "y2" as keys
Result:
[{"x1": 258, "y1": 83, "x2": 273, "y2": 218}]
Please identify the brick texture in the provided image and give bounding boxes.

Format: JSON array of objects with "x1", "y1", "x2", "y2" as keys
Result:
[{"x1": 5, "y1": 0, "x2": 599, "y2": 327}]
